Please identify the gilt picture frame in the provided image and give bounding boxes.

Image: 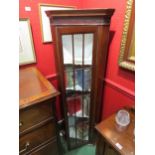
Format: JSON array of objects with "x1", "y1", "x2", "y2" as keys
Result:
[
  {"x1": 19, "y1": 18, "x2": 36, "y2": 66},
  {"x1": 118, "y1": 0, "x2": 135, "y2": 71},
  {"x1": 39, "y1": 4, "x2": 75, "y2": 43}
]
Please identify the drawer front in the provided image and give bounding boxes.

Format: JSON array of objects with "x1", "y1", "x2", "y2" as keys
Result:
[
  {"x1": 19, "y1": 121, "x2": 56, "y2": 155},
  {"x1": 19, "y1": 99, "x2": 54, "y2": 133},
  {"x1": 31, "y1": 139, "x2": 59, "y2": 155}
]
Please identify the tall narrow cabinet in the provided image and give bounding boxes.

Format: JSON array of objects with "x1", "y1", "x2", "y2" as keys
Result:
[{"x1": 46, "y1": 9, "x2": 114, "y2": 149}]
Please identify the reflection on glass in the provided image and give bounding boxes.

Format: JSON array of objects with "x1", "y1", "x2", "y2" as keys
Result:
[
  {"x1": 68, "y1": 116, "x2": 76, "y2": 146},
  {"x1": 67, "y1": 96, "x2": 82, "y2": 116},
  {"x1": 75, "y1": 68, "x2": 91, "y2": 91},
  {"x1": 67, "y1": 95, "x2": 90, "y2": 141},
  {"x1": 84, "y1": 33, "x2": 93, "y2": 65},
  {"x1": 67, "y1": 95, "x2": 90, "y2": 117},
  {"x1": 74, "y1": 34, "x2": 83, "y2": 65},
  {"x1": 62, "y1": 33, "x2": 94, "y2": 65},
  {"x1": 61, "y1": 33, "x2": 94, "y2": 146},
  {"x1": 76, "y1": 118, "x2": 89, "y2": 140},
  {"x1": 65, "y1": 68, "x2": 91, "y2": 92},
  {"x1": 62, "y1": 35, "x2": 72, "y2": 64},
  {"x1": 83, "y1": 95, "x2": 90, "y2": 117},
  {"x1": 65, "y1": 67, "x2": 73, "y2": 90}
]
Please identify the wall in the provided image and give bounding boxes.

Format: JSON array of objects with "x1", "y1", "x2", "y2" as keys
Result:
[
  {"x1": 19, "y1": 0, "x2": 81, "y2": 77},
  {"x1": 19, "y1": 0, "x2": 81, "y2": 119},
  {"x1": 19, "y1": 0, "x2": 135, "y2": 120},
  {"x1": 81, "y1": 0, "x2": 135, "y2": 119}
]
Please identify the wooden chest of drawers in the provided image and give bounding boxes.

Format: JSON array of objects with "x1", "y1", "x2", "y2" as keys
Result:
[{"x1": 19, "y1": 67, "x2": 60, "y2": 155}]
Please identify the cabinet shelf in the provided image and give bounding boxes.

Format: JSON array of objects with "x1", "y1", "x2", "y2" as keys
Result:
[
  {"x1": 67, "y1": 110, "x2": 89, "y2": 118},
  {"x1": 64, "y1": 64, "x2": 91, "y2": 68},
  {"x1": 66, "y1": 89, "x2": 91, "y2": 97}
]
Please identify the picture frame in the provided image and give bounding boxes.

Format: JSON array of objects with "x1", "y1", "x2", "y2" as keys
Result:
[
  {"x1": 19, "y1": 18, "x2": 36, "y2": 66},
  {"x1": 118, "y1": 0, "x2": 135, "y2": 71},
  {"x1": 39, "y1": 4, "x2": 75, "y2": 43}
]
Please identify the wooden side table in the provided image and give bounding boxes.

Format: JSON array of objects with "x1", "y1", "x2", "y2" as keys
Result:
[{"x1": 95, "y1": 110, "x2": 135, "y2": 155}]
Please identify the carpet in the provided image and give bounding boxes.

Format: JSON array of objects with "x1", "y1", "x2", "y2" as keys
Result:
[{"x1": 64, "y1": 144, "x2": 96, "y2": 155}]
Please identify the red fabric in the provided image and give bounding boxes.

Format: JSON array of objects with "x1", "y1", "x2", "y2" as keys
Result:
[{"x1": 67, "y1": 97, "x2": 81, "y2": 115}]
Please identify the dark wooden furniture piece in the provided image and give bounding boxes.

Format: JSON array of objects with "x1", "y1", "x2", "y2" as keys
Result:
[
  {"x1": 95, "y1": 110, "x2": 135, "y2": 155},
  {"x1": 19, "y1": 67, "x2": 60, "y2": 155},
  {"x1": 46, "y1": 9, "x2": 115, "y2": 149}
]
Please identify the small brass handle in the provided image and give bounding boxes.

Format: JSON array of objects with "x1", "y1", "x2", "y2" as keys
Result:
[
  {"x1": 19, "y1": 121, "x2": 23, "y2": 127},
  {"x1": 19, "y1": 142, "x2": 30, "y2": 154}
]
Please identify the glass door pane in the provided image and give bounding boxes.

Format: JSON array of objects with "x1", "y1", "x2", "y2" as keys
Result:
[
  {"x1": 62, "y1": 33, "x2": 94, "y2": 148},
  {"x1": 74, "y1": 34, "x2": 83, "y2": 65},
  {"x1": 84, "y1": 33, "x2": 93, "y2": 65},
  {"x1": 62, "y1": 35, "x2": 73, "y2": 64}
]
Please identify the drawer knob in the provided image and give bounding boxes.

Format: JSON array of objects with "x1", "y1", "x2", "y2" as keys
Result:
[
  {"x1": 19, "y1": 121, "x2": 23, "y2": 127},
  {"x1": 19, "y1": 142, "x2": 30, "y2": 154}
]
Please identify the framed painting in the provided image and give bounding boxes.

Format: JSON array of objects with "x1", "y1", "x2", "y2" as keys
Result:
[
  {"x1": 118, "y1": 0, "x2": 135, "y2": 71},
  {"x1": 39, "y1": 4, "x2": 75, "y2": 43},
  {"x1": 19, "y1": 19, "x2": 36, "y2": 66}
]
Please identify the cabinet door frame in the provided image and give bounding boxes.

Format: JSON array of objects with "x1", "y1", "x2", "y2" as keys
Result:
[{"x1": 54, "y1": 26, "x2": 98, "y2": 149}]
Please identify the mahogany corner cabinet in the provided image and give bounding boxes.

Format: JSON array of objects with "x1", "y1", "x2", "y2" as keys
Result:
[{"x1": 46, "y1": 9, "x2": 115, "y2": 149}]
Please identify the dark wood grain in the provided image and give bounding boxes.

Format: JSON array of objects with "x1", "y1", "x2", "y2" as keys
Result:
[
  {"x1": 31, "y1": 139, "x2": 59, "y2": 155},
  {"x1": 19, "y1": 67, "x2": 60, "y2": 109},
  {"x1": 19, "y1": 99, "x2": 54, "y2": 133},
  {"x1": 19, "y1": 67, "x2": 60, "y2": 155},
  {"x1": 19, "y1": 121, "x2": 56, "y2": 154},
  {"x1": 46, "y1": 9, "x2": 115, "y2": 17}
]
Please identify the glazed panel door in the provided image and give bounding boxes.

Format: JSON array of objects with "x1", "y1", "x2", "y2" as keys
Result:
[
  {"x1": 57, "y1": 26, "x2": 97, "y2": 149},
  {"x1": 46, "y1": 8, "x2": 115, "y2": 151}
]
